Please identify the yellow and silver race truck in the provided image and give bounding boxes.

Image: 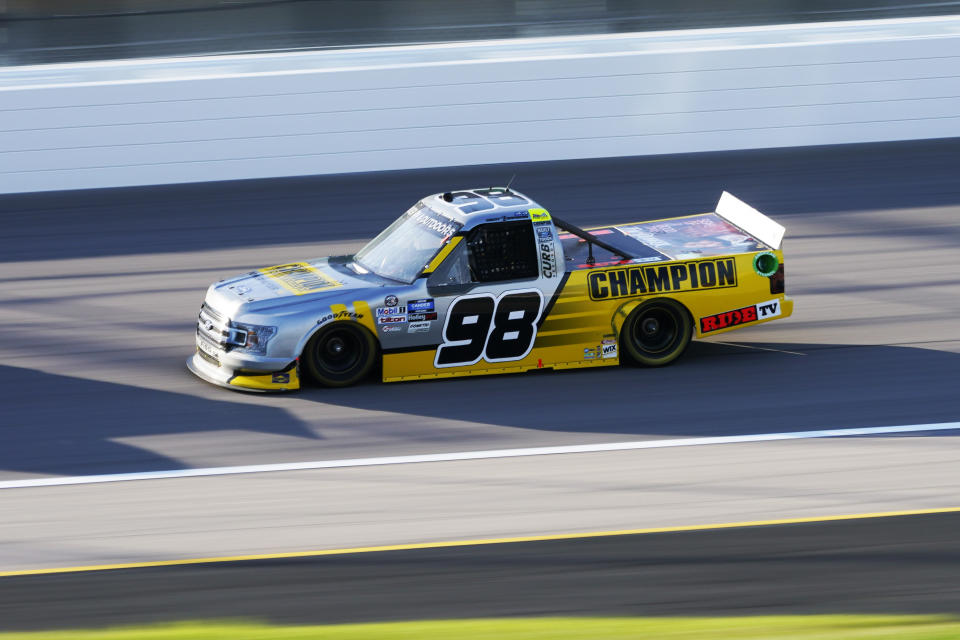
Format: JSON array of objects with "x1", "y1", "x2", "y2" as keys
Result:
[{"x1": 189, "y1": 188, "x2": 792, "y2": 392}]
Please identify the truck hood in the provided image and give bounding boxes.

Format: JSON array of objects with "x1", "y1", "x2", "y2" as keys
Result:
[{"x1": 203, "y1": 257, "x2": 388, "y2": 319}]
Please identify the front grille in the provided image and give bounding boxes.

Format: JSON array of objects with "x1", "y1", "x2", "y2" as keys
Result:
[
  {"x1": 201, "y1": 303, "x2": 224, "y2": 323},
  {"x1": 197, "y1": 304, "x2": 229, "y2": 345},
  {"x1": 197, "y1": 348, "x2": 220, "y2": 367}
]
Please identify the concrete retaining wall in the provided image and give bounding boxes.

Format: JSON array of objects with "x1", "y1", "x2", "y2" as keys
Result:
[{"x1": 1, "y1": 16, "x2": 958, "y2": 193}]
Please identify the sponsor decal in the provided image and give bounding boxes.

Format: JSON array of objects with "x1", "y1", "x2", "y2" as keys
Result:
[
  {"x1": 700, "y1": 304, "x2": 756, "y2": 333},
  {"x1": 380, "y1": 324, "x2": 401, "y2": 333},
  {"x1": 408, "y1": 321, "x2": 432, "y2": 333},
  {"x1": 407, "y1": 298, "x2": 435, "y2": 313},
  {"x1": 272, "y1": 372, "x2": 290, "y2": 383},
  {"x1": 700, "y1": 298, "x2": 783, "y2": 333},
  {"x1": 529, "y1": 208, "x2": 551, "y2": 223},
  {"x1": 588, "y1": 257, "x2": 737, "y2": 300},
  {"x1": 378, "y1": 316, "x2": 406, "y2": 324},
  {"x1": 540, "y1": 238, "x2": 557, "y2": 278},
  {"x1": 615, "y1": 213, "x2": 764, "y2": 260},
  {"x1": 385, "y1": 295, "x2": 399, "y2": 307},
  {"x1": 584, "y1": 347, "x2": 598, "y2": 360},
  {"x1": 755, "y1": 299, "x2": 782, "y2": 320},
  {"x1": 376, "y1": 306, "x2": 407, "y2": 317},
  {"x1": 317, "y1": 310, "x2": 363, "y2": 324},
  {"x1": 536, "y1": 225, "x2": 553, "y2": 240},
  {"x1": 601, "y1": 334, "x2": 617, "y2": 345},
  {"x1": 258, "y1": 262, "x2": 341, "y2": 296},
  {"x1": 411, "y1": 208, "x2": 461, "y2": 239},
  {"x1": 408, "y1": 312, "x2": 438, "y2": 322},
  {"x1": 601, "y1": 343, "x2": 618, "y2": 359}
]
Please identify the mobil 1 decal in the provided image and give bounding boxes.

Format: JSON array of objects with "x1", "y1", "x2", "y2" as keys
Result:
[
  {"x1": 435, "y1": 289, "x2": 544, "y2": 368},
  {"x1": 588, "y1": 257, "x2": 736, "y2": 300}
]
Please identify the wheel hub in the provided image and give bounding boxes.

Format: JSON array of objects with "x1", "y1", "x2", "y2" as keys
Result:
[
  {"x1": 633, "y1": 308, "x2": 679, "y2": 355},
  {"x1": 327, "y1": 338, "x2": 346, "y2": 356},
  {"x1": 642, "y1": 318, "x2": 660, "y2": 335}
]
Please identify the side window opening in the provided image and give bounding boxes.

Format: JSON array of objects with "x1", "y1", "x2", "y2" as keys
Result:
[
  {"x1": 427, "y1": 239, "x2": 473, "y2": 286},
  {"x1": 467, "y1": 221, "x2": 538, "y2": 283},
  {"x1": 427, "y1": 221, "x2": 539, "y2": 288}
]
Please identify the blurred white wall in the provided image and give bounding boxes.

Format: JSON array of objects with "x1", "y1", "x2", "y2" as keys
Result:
[{"x1": 1, "y1": 16, "x2": 959, "y2": 194}]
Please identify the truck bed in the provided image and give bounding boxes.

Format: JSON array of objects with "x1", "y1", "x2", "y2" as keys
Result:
[{"x1": 560, "y1": 212, "x2": 770, "y2": 271}]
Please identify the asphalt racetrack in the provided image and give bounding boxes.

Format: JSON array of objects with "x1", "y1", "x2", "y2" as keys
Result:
[
  {"x1": 1, "y1": 138, "x2": 959, "y2": 626},
  {"x1": 2, "y1": 512, "x2": 960, "y2": 631}
]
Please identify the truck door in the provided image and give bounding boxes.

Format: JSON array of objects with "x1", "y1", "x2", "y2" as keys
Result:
[{"x1": 426, "y1": 218, "x2": 562, "y2": 370}]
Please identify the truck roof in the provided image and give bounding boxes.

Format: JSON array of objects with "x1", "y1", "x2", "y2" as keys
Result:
[
  {"x1": 423, "y1": 189, "x2": 775, "y2": 268},
  {"x1": 423, "y1": 188, "x2": 542, "y2": 228}
]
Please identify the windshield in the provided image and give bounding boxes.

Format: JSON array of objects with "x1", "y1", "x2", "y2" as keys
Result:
[{"x1": 354, "y1": 203, "x2": 462, "y2": 283}]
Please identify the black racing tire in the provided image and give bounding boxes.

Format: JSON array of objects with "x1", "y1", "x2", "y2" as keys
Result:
[
  {"x1": 302, "y1": 322, "x2": 378, "y2": 387},
  {"x1": 621, "y1": 298, "x2": 693, "y2": 367}
]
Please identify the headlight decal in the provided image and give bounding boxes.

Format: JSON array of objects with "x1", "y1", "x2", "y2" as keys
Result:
[{"x1": 226, "y1": 322, "x2": 277, "y2": 355}]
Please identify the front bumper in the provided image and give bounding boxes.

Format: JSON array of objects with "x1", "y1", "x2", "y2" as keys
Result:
[{"x1": 187, "y1": 351, "x2": 300, "y2": 392}]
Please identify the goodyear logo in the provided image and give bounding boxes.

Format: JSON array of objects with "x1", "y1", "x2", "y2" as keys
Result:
[
  {"x1": 588, "y1": 257, "x2": 737, "y2": 300},
  {"x1": 258, "y1": 262, "x2": 341, "y2": 296},
  {"x1": 529, "y1": 208, "x2": 551, "y2": 223}
]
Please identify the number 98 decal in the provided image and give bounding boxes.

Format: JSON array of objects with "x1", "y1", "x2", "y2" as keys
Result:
[{"x1": 434, "y1": 289, "x2": 544, "y2": 368}]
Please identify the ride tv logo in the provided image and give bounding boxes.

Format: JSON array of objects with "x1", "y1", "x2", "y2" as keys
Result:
[
  {"x1": 700, "y1": 299, "x2": 781, "y2": 333},
  {"x1": 756, "y1": 299, "x2": 781, "y2": 319}
]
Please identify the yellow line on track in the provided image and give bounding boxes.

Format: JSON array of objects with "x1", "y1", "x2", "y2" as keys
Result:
[{"x1": 3, "y1": 506, "x2": 959, "y2": 578}]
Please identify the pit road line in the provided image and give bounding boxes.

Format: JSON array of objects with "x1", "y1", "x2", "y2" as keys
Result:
[
  {"x1": 2, "y1": 506, "x2": 959, "y2": 578},
  {"x1": 2, "y1": 421, "x2": 958, "y2": 490}
]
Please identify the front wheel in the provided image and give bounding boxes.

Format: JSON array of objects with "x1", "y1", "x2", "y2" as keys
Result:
[
  {"x1": 621, "y1": 299, "x2": 692, "y2": 367},
  {"x1": 302, "y1": 323, "x2": 378, "y2": 387}
]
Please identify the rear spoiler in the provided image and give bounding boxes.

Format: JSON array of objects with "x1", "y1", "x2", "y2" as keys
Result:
[{"x1": 715, "y1": 192, "x2": 785, "y2": 250}]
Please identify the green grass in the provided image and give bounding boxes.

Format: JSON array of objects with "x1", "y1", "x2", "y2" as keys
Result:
[{"x1": 4, "y1": 616, "x2": 960, "y2": 639}]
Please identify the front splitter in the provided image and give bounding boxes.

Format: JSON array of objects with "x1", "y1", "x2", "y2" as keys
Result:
[{"x1": 187, "y1": 352, "x2": 299, "y2": 393}]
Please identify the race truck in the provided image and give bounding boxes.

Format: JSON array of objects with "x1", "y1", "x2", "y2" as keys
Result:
[{"x1": 188, "y1": 188, "x2": 792, "y2": 392}]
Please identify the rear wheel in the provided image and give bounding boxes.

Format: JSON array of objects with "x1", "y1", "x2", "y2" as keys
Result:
[
  {"x1": 302, "y1": 323, "x2": 377, "y2": 387},
  {"x1": 621, "y1": 299, "x2": 692, "y2": 367}
]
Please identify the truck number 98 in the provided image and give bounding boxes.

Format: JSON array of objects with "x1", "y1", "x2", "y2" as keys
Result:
[{"x1": 434, "y1": 290, "x2": 544, "y2": 367}]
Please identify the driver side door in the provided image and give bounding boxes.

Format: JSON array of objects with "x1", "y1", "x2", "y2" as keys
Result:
[{"x1": 426, "y1": 220, "x2": 548, "y2": 373}]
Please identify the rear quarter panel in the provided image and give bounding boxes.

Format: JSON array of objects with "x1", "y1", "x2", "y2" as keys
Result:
[{"x1": 565, "y1": 248, "x2": 790, "y2": 342}]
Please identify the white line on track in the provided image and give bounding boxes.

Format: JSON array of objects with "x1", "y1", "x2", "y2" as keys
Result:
[
  {"x1": 2, "y1": 422, "x2": 958, "y2": 490},
  {"x1": 710, "y1": 341, "x2": 807, "y2": 356}
]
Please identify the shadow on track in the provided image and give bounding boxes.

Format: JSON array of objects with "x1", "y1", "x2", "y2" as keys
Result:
[
  {"x1": 2, "y1": 341, "x2": 956, "y2": 478},
  {"x1": 0, "y1": 365, "x2": 316, "y2": 477},
  {"x1": 305, "y1": 340, "x2": 960, "y2": 438}
]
